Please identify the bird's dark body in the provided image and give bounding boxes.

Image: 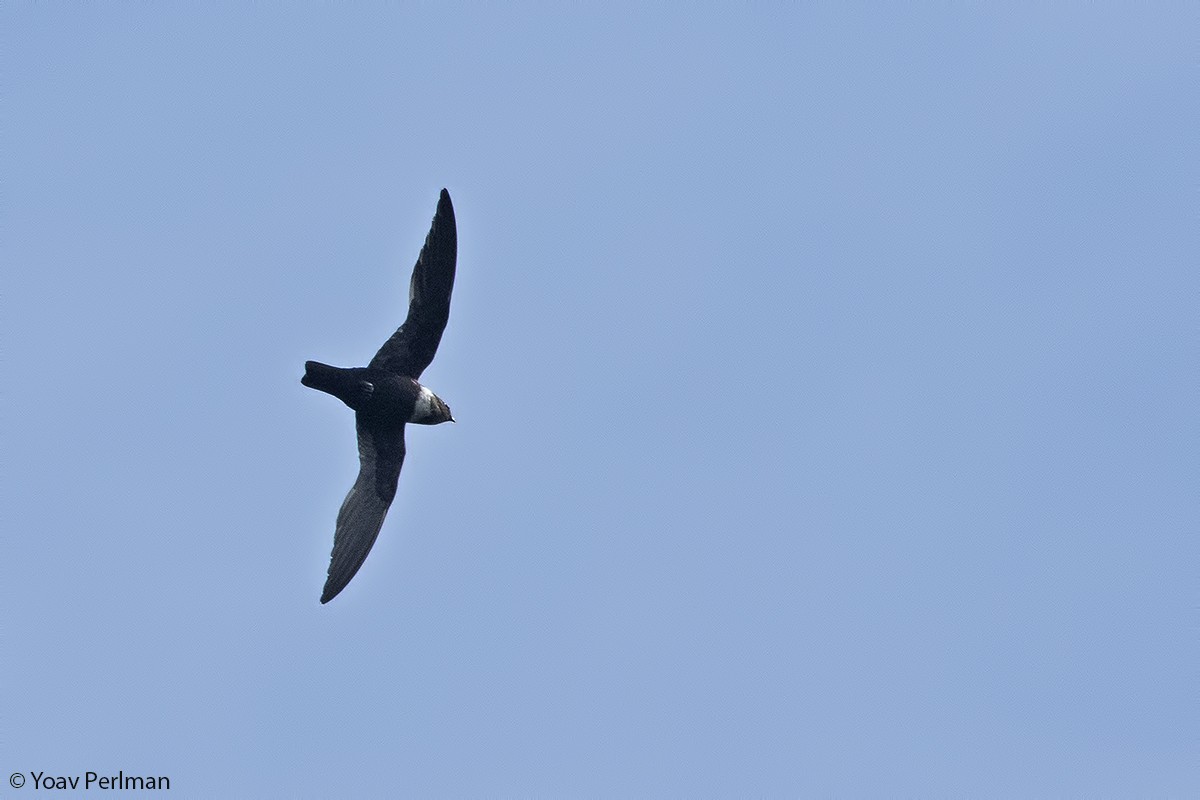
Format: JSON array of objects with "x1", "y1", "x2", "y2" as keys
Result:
[
  {"x1": 302, "y1": 189, "x2": 458, "y2": 604},
  {"x1": 302, "y1": 362, "x2": 420, "y2": 420}
]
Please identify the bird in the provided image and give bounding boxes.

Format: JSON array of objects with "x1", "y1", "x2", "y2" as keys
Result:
[{"x1": 302, "y1": 188, "x2": 458, "y2": 604}]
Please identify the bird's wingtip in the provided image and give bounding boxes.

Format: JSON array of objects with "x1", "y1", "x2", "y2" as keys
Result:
[{"x1": 319, "y1": 583, "x2": 339, "y2": 604}]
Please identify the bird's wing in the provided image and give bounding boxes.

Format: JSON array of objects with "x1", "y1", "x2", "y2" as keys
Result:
[
  {"x1": 320, "y1": 419, "x2": 406, "y2": 603},
  {"x1": 368, "y1": 189, "x2": 457, "y2": 379}
]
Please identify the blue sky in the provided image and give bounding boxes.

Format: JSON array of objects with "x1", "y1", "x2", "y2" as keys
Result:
[{"x1": 4, "y1": 4, "x2": 1195, "y2": 796}]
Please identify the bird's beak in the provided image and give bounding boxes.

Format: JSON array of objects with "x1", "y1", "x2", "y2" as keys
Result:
[{"x1": 449, "y1": 416, "x2": 456, "y2": 423}]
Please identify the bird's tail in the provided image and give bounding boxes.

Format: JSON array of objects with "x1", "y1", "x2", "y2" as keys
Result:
[{"x1": 302, "y1": 361, "x2": 370, "y2": 409}]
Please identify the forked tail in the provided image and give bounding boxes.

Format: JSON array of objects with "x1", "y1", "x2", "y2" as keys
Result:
[{"x1": 301, "y1": 361, "x2": 371, "y2": 410}]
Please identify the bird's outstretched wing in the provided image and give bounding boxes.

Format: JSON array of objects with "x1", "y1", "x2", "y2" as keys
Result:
[
  {"x1": 320, "y1": 418, "x2": 406, "y2": 603},
  {"x1": 369, "y1": 189, "x2": 457, "y2": 379}
]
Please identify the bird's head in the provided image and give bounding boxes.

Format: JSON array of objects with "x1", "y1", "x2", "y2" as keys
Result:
[
  {"x1": 433, "y1": 395, "x2": 455, "y2": 425},
  {"x1": 411, "y1": 385, "x2": 454, "y2": 425}
]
